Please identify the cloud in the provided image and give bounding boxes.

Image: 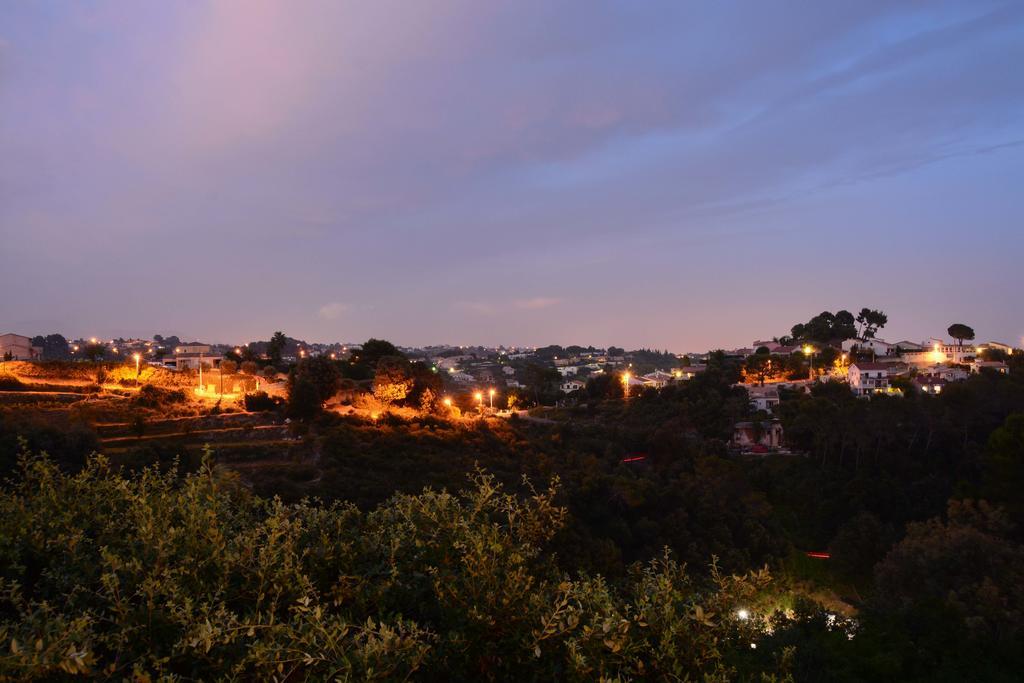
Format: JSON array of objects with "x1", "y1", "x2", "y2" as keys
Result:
[
  {"x1": 514, "y1": 297, "x2": 561, "y2": 310},
  {"x1": 318, "y1": 302, "x2": 348, "y2": 320}
]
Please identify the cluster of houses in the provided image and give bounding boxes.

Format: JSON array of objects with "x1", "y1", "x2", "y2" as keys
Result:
[
  {"x1": 730, "y1": 335, "x2": 1016, "y2": 453},
  {"x1": 844, "y1": 339, "x2": 1010, "y2": 397}
]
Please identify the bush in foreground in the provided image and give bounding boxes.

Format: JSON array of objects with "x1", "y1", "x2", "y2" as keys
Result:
[{"x1": 0, "y1": 449, "x2": 787, "y2": 681}]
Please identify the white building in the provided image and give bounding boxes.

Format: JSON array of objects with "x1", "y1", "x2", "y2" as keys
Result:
[
  {"x1": 168, "y1": 344, "x2": 216, "y2": 371},
  {"x1": 979, "y1": 341, "x2": 1014, "y2": 355},
  {"x1": 641, "y1": 370, "x2": 676, "y2": 388},
  {"x1": 732, "y1": 420, "x2": 784, "y2": 450},
  {"x1": 913, "y1": 375, "x2": 948, "y2": 395},
  {"x1": 436, "y1": 355, "x2": 474, "y2": 371},
  {"x1": 892, "y1": 340, "x2": 924, "y2": 352},
  {"x1": 747, "y1": 385, "x2": 780, "y2": 413},
  {"x1": 842, "y1": 338, "x2": 894, "y2": 356},
  {"x1": 560, "y1": 378, "x2": 585, "y2": 393},
  {"x1": 901, "y1": 343, "x2": 977, "y2": 366},
  {"x1": 972, "y1": 361, "x2": 1009, "y2": 375},
  {"x1": 671, "y1": 365, "x2": 707, "y2": 380},
  {"x1": 0, "y1": 333, "x2": 42, "y2": 360},
  {"x1": 848, "y1": 362, "x2": 898, "y2": 397}
]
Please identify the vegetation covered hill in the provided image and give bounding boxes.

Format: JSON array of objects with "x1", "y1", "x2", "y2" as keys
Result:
[{"x1": 2, "y1": 350, "x2": 1024, "y2": 679}]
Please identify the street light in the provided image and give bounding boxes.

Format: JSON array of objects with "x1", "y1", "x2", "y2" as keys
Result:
[
  {"x1": 622, "y1": 371, "x2": 631, "y2": 398},
  {"x1": 802, "y1": 345, "x2": 816, "y2": 380},
  {"x1": 443, "y1": 397, "x2": 452, "y2": 408},
  {"x1": 133, "y1": 353, "x2": 141, "y2": 378},
  {"x1": 474, "y1": 391, "x2": 483, "y2": 412},
  {"x1": 488, "y1": 388, "x2": 496, "y2": 409}
]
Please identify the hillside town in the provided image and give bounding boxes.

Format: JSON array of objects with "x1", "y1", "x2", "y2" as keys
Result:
[{"x1": 3, "y1": 311, "x2": 1018, "y2": 458}]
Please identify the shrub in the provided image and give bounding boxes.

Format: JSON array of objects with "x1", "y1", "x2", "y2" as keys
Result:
[
  {"x1": 244, "y1": 391, "x2": 278, "y2": 412},
  {"x1": 133, "y1": 385, "x2": 187, "y2": 409},
  {"x1": 0, "y1": 453, "x2": 786, "y2": 681}
]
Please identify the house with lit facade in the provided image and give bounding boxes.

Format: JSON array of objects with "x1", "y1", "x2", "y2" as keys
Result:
[
  {"x1": 901, "y1": 342, "x2": 977, "y2": 366},
  {"x1": 848, "y1": 362, "x2": 900, "y2": 397}
]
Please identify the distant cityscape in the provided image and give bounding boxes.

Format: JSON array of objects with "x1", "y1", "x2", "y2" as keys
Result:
[{"x1": 3, "y1": 318, "x2": 1015, "y2": 417}]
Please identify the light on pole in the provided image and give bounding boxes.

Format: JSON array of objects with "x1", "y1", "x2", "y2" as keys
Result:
[
  {"x1": 802, "y1": 345, "x2": 816, "y2": 380},
  {"x1": 133, "y1": 353, "x2": 141, "y2": 378},
  {"x1": 622, "y1": 371, "x2": 631, "y2": 398},
  {"x1": 488, "y1": 388, "x2": 496, "y2": 409},
  {"x1": 474, "y1": 391, "x2": 483, "y2": 413}
]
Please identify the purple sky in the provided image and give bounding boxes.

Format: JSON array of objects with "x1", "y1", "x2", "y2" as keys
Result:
[{"x1": 2, "y1": 1, "x2": 1023, "y2": 351}]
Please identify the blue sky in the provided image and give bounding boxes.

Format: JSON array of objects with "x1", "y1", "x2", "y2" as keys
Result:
[{"x1": 1, "y1": 1, "x2": 1022, "y2": 350}]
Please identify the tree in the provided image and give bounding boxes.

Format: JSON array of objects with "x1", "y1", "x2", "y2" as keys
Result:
[
  {"x1": 355, "y1": 338, "x2": 403, "y2": 367},
  {"x1": 743, "y1": 352, "x2": 773, "y2": 386},
  {"x1": 373, "y1": 356, "x2": 413, "y2": 407},
  {"x1": 408, "y1": 361, "x2": 444, "y2": 407},
  {"x1": 981, "y1": 413, "x2": 1024, "y2": 524},
  {"x1": 828, "y1": 512, "x2": 893, "y2": 579},
  {"x1": 267, "y1": 331, "x2": 288, "y2": 365},
  {"x1": 42, "y1": 334, "x2": 71, "y2": 359},
  {"x1": 524, "y1": 364, "x2": 561, "y2": 405},
  {"x1": 286, "y1": 376, "x2": 322, "y2": 419},
  {"x1": 219, "y1": 360, "x2": 237, "y2": 395},
  {"x1": 418, "y1": 387, "x2": 437, "y2": 413},
  {"x1": 789, "y1": 310, "x2": 857, "y2": 343},
  {"x1": 586, "y1": 373, "x2": 623, "y2": 401},
  {"x1": 947, "y1": 323, "x2": 975, "y2": 347},
  {"x1": 83, "y1": 343, "x2": 106, "y2": 361},
  {"x1": 240, "y1": 361, "x2": 259, "y2": 375},
  {"x1": 855, "y1": 308, "x2": 888, "y2": 339},
  {"x1": 290, "y1": 356, "x2": 341, "y2": 406},
  {"x1": 873, "y1": 500, "x2": 1024, "y2": 641},
  {"x1": 833, "y1": 310, "x2": 857, "y2": 339}
]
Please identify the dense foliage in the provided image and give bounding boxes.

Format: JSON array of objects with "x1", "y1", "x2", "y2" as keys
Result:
[{"x1": 0, "y1": 450, "x2": 791, "y2": 681}]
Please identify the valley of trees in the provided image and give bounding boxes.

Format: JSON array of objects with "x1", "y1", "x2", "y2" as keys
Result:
[{"x1": 1, "y1": 336, "x2": 1023, "y2": 679}]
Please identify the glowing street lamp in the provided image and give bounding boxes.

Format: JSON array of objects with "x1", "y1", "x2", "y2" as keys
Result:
[
  {"x1": 474, "y1": 391, "x2": 483, "y2": 412},
  {"x1": 802, "y1": 345, "x2": 816, "y2": 379},
  {"x1": 488, "y1": 388, "x2": 496, "y2": 409},
  {"x1": 443, "y1": 397, "x2": 452, "y2": 408},
  {"x1": 622, "y1": 371, "x2": 631, "y2": 398},
  {"x1": 133, "y1": 353, "x2": 141, "y2": 378},
  {"x1": 736, "y1": 608, "x2": 750, "y2": 621}
]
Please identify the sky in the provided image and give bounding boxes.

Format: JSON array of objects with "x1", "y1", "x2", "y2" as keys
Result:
[{"x1": 1, "y1": 1, "x2": 1023, "y2": 352}]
